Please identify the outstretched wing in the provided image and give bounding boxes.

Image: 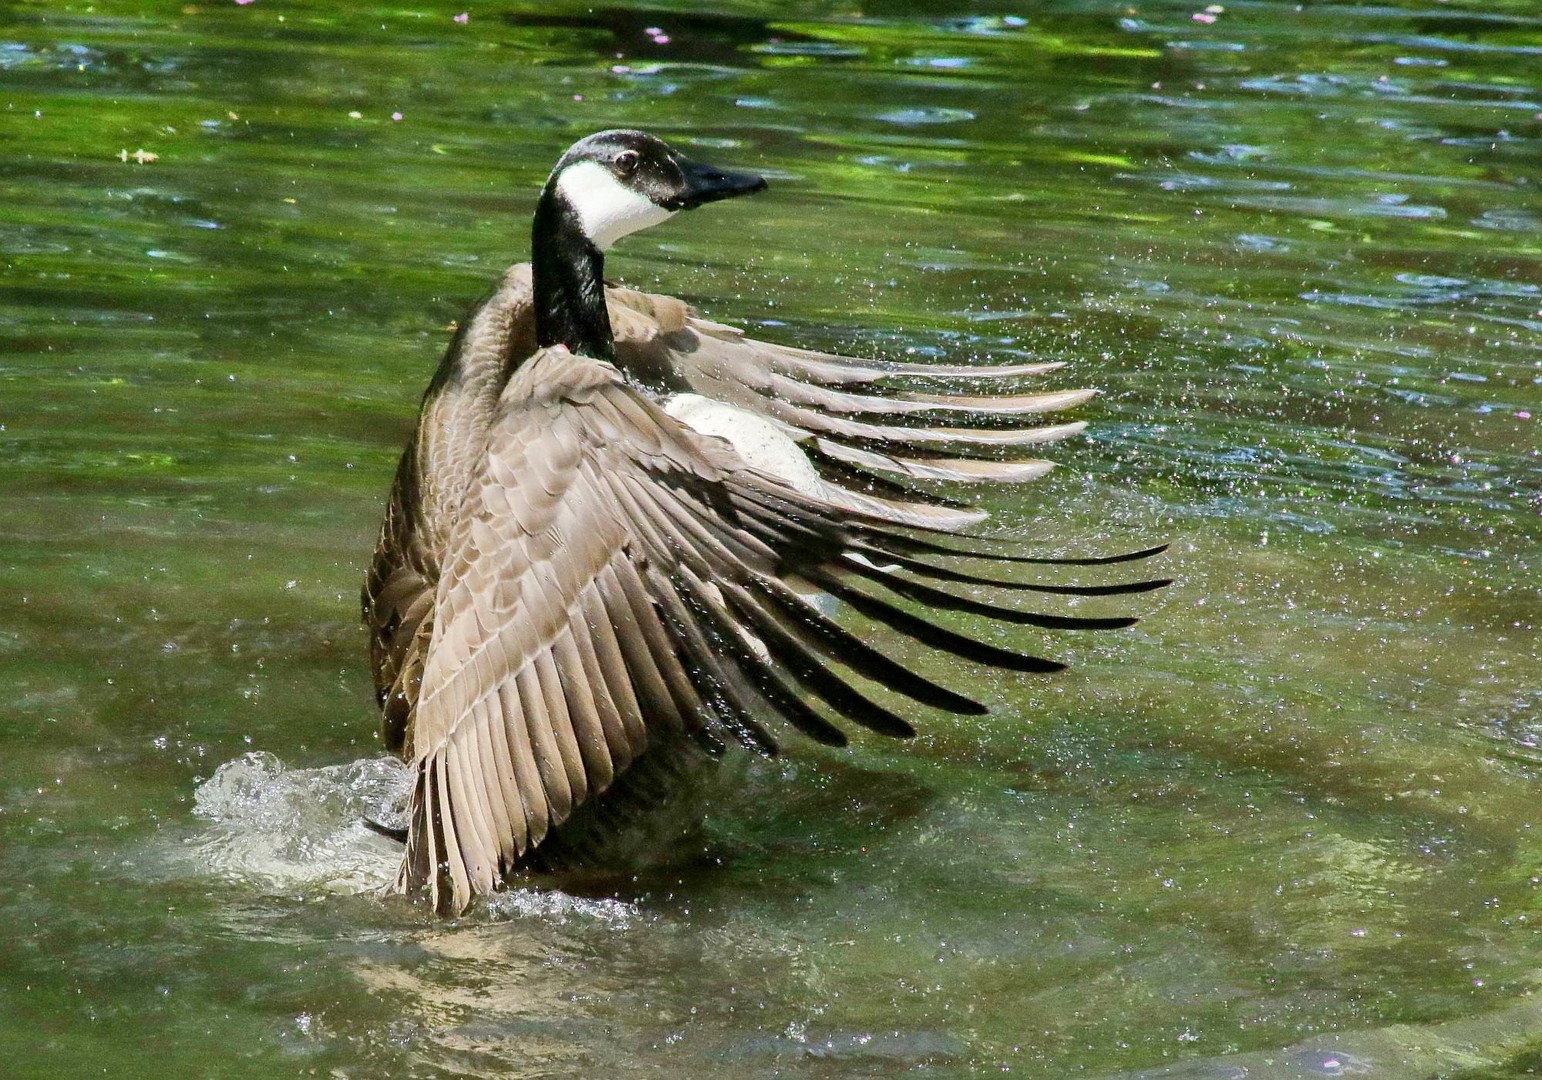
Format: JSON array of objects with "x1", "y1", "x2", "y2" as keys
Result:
[
  {"x1": 397, "y1": 345, "x2": 1164, "y2": 914},
  {"x1": 606, "y1": 280, "x2": 1092, "y2": 527}
]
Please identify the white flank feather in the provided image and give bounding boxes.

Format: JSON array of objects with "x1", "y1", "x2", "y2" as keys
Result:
[{"x1": 665, "y1": 394, "x2": 825, "y2": 496}]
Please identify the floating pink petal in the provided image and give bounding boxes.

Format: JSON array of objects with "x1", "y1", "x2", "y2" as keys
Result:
[
  {"x1": 235, "y1": 0, "x2": 256, "y2": 5},
  {"x1": 454, "y1": 12, "x2": 468, "y2": 23},
  {"x1": 1192, "y1": 11, "x2": 1217, "y2": 22},
  {"x1": 391, "y1": 111, "x2": 403, "y2": 121}
]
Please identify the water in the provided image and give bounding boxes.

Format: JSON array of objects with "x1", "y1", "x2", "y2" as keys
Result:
[{"x1": 2, "y1": 0, "x2": 1539, "y2": 1076}]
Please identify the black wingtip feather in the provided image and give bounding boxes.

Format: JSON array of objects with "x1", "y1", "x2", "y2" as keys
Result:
[
  {"x1": 721, "y1": 585, "x2": 920, "y2": 739},
  {"x1": 746, "y1": 577, "x2": 991, "y2": 715},
  {"x1": 972, "y1": 540, "x2": 1173, "y2": 566},
  {"x1": 667, "y1": 569, "x2": 852, "y2": 749},
  {"x1": 837, "y1": 560, "x2": 1146, "y2": 631},
  {"x1": 853, "y1": 529, "x2": 1171, "y2": 568},
  {"x1": 851, "y1": 548, "x2": 1173, "y2": 597},
  {"x1": 808, "y1": 571, "x2": 1069, "y2": 675}
]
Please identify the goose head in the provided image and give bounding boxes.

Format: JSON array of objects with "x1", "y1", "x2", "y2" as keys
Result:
[
  {"x1": 544, "y1": 129, "x2": 767, "y2": 251},
  {"x1": 531, "y1": 130, "x2": 766, "y2": 361}
]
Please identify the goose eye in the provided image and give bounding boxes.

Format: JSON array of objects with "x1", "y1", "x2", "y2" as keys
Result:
[{"x1": 614, "y1": 150, "x2": 640, "y2": 174}]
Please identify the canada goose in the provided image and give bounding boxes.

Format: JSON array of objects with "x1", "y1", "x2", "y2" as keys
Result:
[{"x1": 363, "y1": 130, "x2": 1166, "y2": 913}]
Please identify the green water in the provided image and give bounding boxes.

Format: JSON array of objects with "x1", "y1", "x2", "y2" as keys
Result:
[{"x1": 3, "y1": 0, "x2": 1539, "y2": 1076}]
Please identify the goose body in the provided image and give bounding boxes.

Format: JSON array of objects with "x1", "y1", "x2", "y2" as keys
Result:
[{"x1": 363, "y1": 131, "x2": 1165, "y2": 913}]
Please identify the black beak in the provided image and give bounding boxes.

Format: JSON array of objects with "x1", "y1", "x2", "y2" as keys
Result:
[{"x1": 668, "y1": 156, "x2": 768, "y2": 210}]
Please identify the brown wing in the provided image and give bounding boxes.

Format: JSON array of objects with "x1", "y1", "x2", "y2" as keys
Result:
[
  {"x1": 605, "y1": 279, "x2": 1093, "y2": 522},
  {"x1": 364, "y1": 267, "x2": 540, "y2": 752},
  {"x1": 363, "y1": 444, "x2": 438, "y2": 751},
  {"x1": 367, "y1": 263, "x2": 1088, "y2": 747},
  {"x1": 395, "y1": 345, "x2": 1165, "y2": 914}
]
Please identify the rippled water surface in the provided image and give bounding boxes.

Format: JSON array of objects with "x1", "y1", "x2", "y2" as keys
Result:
[{"x1": 3, "y1": 1, "x2": 1540, "y2": 1076}]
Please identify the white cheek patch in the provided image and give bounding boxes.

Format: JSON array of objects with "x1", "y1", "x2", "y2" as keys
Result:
[{"x1": 557, "y1": 160, "x2": 676, "y2": 250}]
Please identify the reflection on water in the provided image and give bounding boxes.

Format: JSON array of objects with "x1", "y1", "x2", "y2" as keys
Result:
[{"x1": 1, "y1": 0, "x2": 1539, "y2": 1076}]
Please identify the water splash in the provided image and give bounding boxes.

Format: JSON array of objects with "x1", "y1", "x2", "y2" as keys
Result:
[
  {"x1": 482, "y1": 887, "x2": 639, "y2": 926},
  {"x1": 185, "y1": 753, "x2": 644, "y2": 927},
  {"x1": 185, "y1": 752, "x2": 411, "y2": 895}
]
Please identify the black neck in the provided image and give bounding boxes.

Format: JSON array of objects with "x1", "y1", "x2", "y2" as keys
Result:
[{"x1": 532, "y1": 186, "x2": 613, "y2": 362}]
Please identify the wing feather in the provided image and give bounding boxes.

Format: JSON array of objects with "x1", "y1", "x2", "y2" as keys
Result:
[
  {"x1": 446, "y1": 732, "x2": 497, "y2": 892},
  {"x1": 435, "y1": 753, "x2": 472, "y2": 909},
  {"x1": 764, "y1": 372, "x2": 1097, "y2": 417},
  {"x1": 565, "y1": 617, "x2": 635, "y2": 771},
  {"x1": 470, "y1": 697, "x2": 517, "y2": 865},
  {"x1": 812, "y1": 439, "x2": 1054, "y2": 484},
  {"x1": 577, "y1": 583, "x2": 648, "y2": 752},
  {"x1": 550, "y1": 626, "x2": 617, "y2": 790},
  {"x1": 532, "y1": 648, "x2": 590, "y2": 801},
  {"x1": 603, "y1": 276, "x2": 1097, "y2": 519},
  {"x1": 607, "y1": 558, "x2": 701, "y2": 736},
  {"x1": 595, "y1": 562, "x2": 688, "y2": 736},
  {"x1": 515, "y1": 663, "x2": 572, "y2": 824},
  {"x1": 498, "y1": 681, "x2": 548, "y2": 847}
]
